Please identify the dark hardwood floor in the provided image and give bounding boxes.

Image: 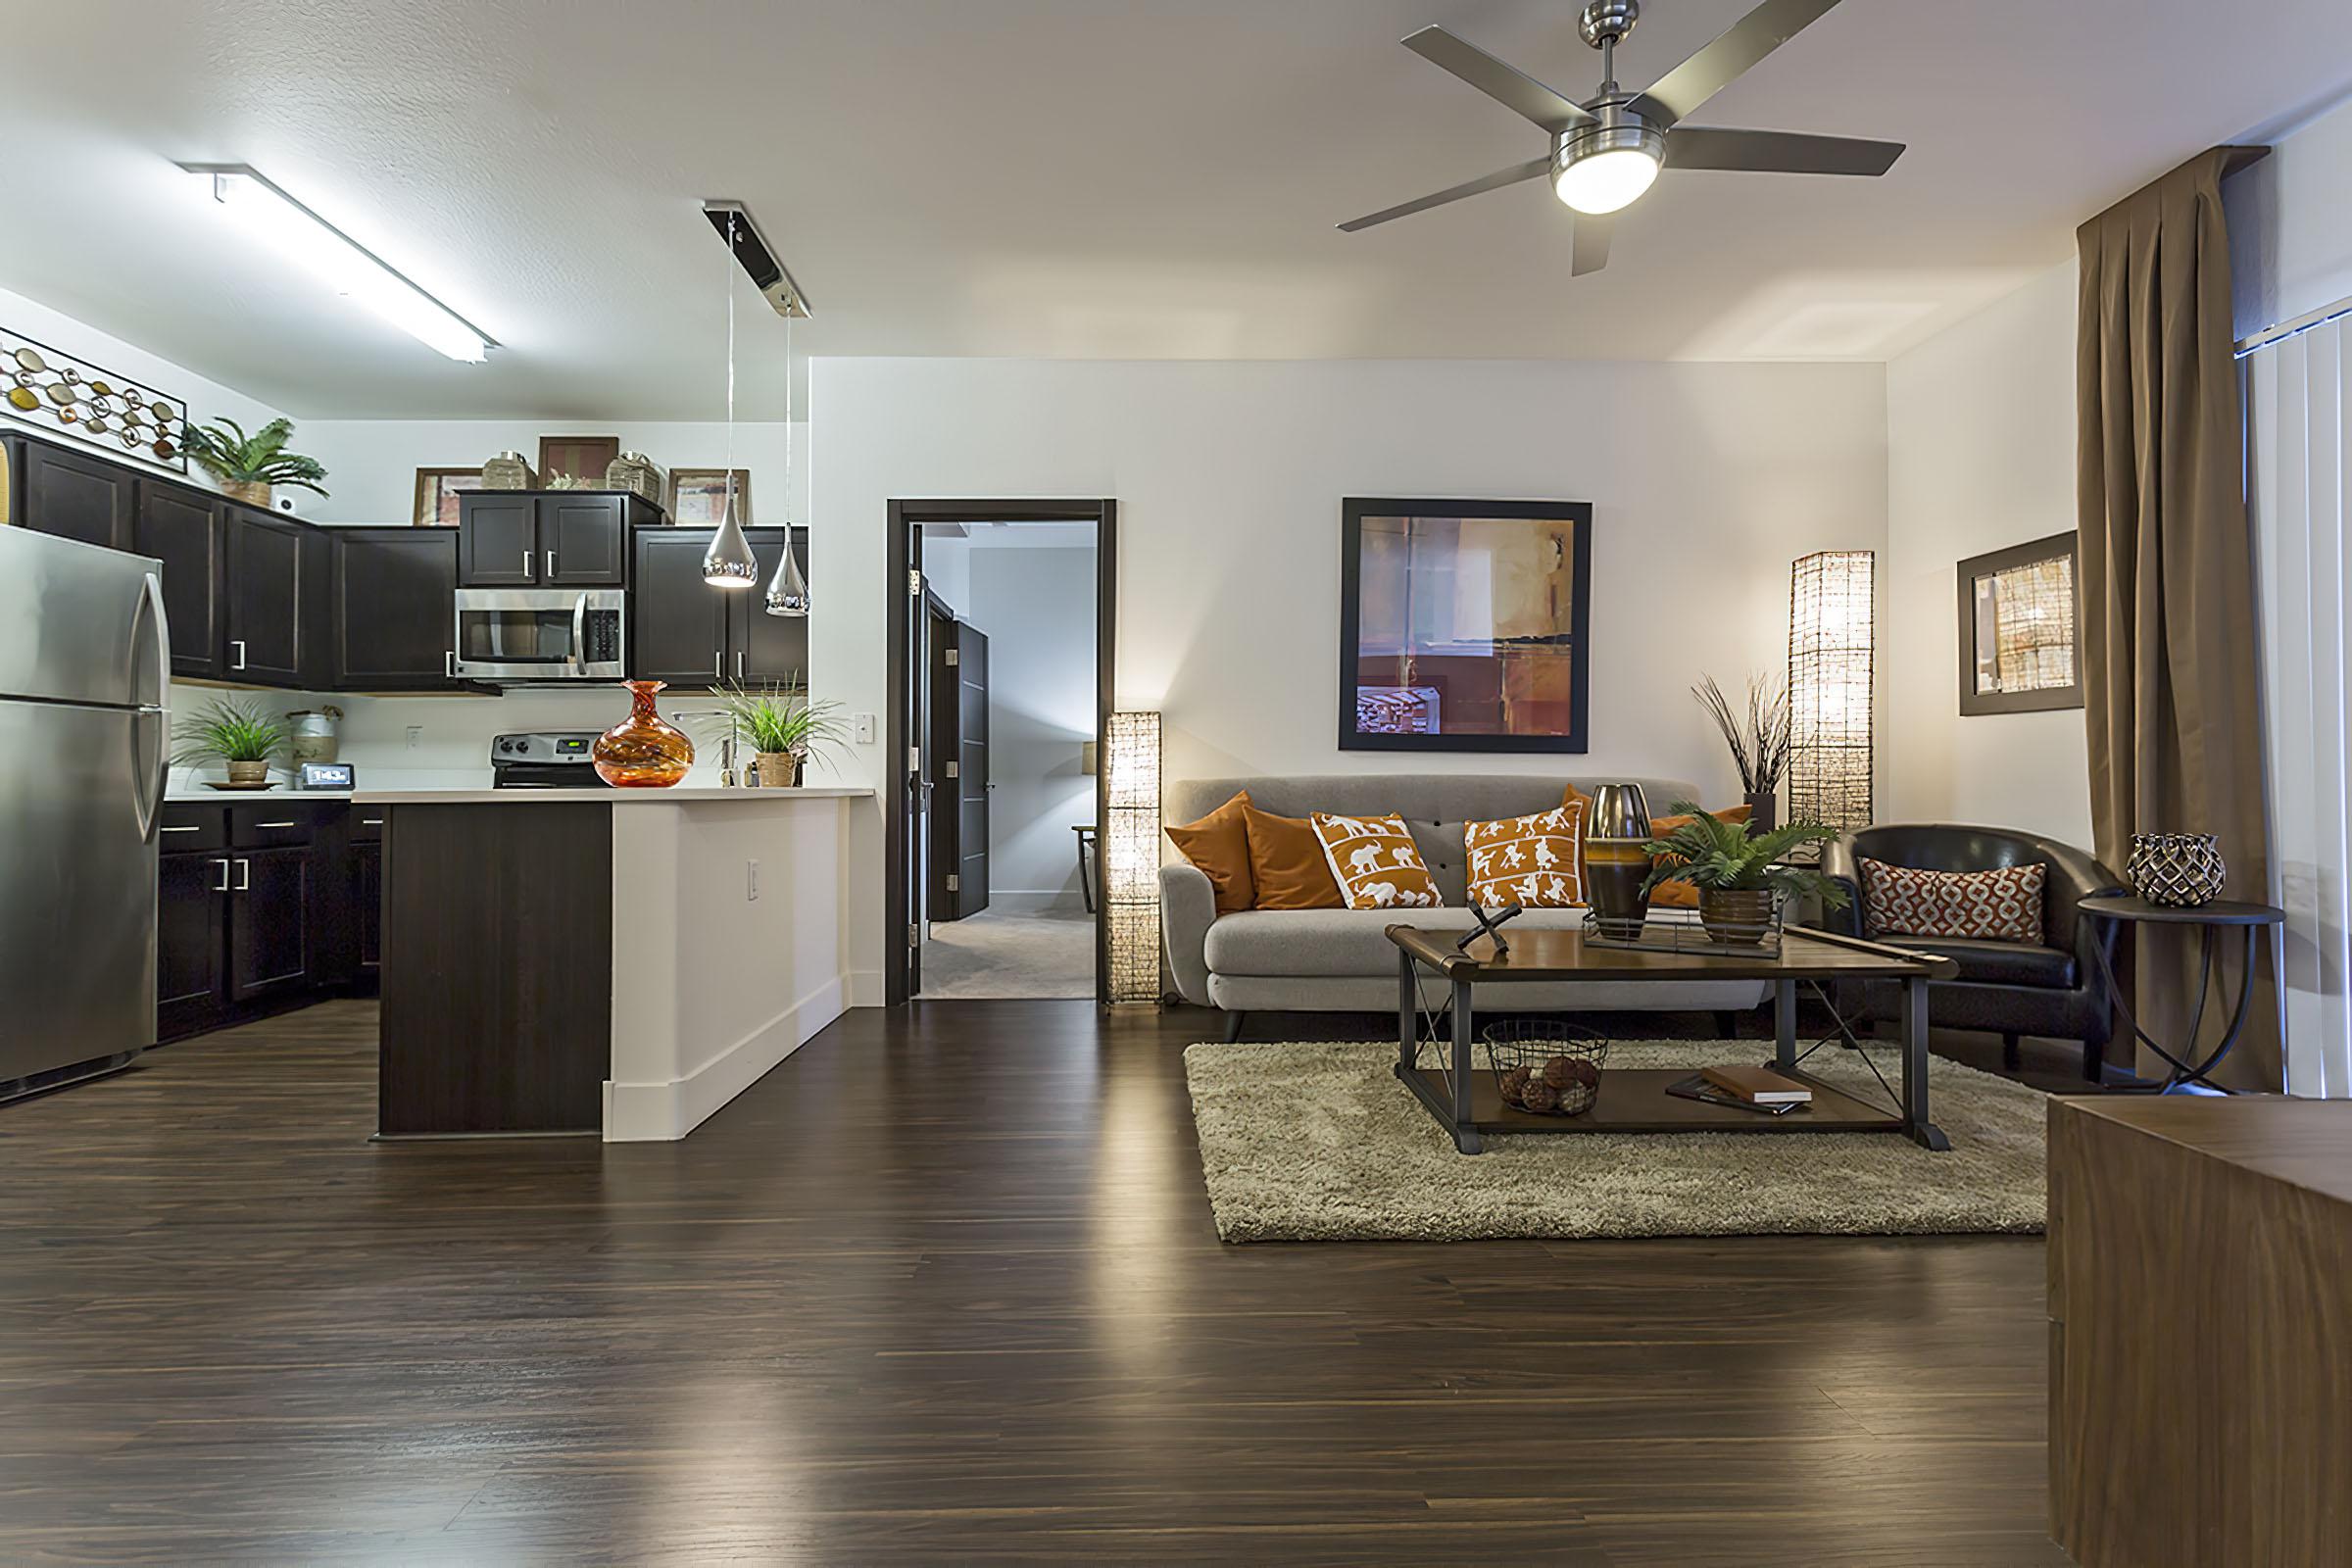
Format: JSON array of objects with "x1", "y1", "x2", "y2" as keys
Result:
[{"x1": 0, "y1": 1000, "x2": 2067, "y2": 1565}]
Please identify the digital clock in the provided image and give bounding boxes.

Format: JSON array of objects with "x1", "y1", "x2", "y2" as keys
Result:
[{"x1": 297, "y1": 761, "x2": 356, "y2": 791}]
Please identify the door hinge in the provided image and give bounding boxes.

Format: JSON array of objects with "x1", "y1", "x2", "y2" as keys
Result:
[
  {"x1": 946, "y1": 873, "x2": 959, "y2": 892},
  {"x1": 945, "y1": 760, "x2": 958, "y2": 778},
  {"x1": 906, "y1": 923, "x2": 920, "y2": 948},
  {"x1": 908, "y1": 568, "x2": 922, "y2": 596},
  {"x1": 943, "y1": 647, "x2": 958, "y2": 666}
]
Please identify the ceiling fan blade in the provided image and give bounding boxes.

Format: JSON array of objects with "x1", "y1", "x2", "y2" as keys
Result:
[
  {"x1": 1666, "y1": 126, "x2": 1904, "y2": 175},
  {"x1": 1402, "y1": 25, "x2": 1595, "y2": 135},
  {"x1": 1337, "y1": 157, "x2": 1550, "y2": 232},
  {"x1": 1572, "y1": 215, "x2": 1612, "y2": 276},
  {"x1": 1628, "y1": 0, "x2": 1845, "y2": 125}
]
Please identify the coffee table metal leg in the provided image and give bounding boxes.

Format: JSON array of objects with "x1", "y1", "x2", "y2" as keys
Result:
[
  {"x1": 1774, "y1": 980, "x2": 1797, "y2": 1071},
  {"x1": 1397, "y1": 949, "x2": 1416, "y2": 1078},
  {"x1": 1899, "y1": 973, "x2": 1949, "y2": 1151},
  {"x1": 1450, "y1": 978, "x2": 1483, "y2": 1154}
]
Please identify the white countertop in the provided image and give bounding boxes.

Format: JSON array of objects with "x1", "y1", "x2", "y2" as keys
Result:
[{"x1": 352, "y1": 786, "x2": 872, "y2": 805}]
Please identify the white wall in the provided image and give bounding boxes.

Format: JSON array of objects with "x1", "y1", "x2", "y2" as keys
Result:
[
  {"x1": 296, "y1": 418, "x2": 808, "y2": 527},
  {"x1": 1883, "y1": 260, "x2": 2094, "y2": 849},
  {"x1": 2230, "y1": 89, "x2": 2352, "y2": 341},
  {"x1": 810, "y1": 357, "x2": 1889, "y2": 993}
]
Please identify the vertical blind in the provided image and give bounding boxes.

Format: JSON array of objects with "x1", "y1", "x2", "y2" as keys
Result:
[{"x1": 2246, "y1": 315, "x2": 2352, "y2": 1097}]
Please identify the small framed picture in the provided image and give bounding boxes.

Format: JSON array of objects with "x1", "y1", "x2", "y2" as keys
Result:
[
  {"x1": 667, "y1": 468, "x2": 753, "y2": 526},
  {"x1": 414, "y1": 467, "x2": 484, "y2": 528},
  {"x1": 1957, "y1": 531, "x2": 2082, "y2": 714},
  {"x1": 538, "y1": 434, "x2": 620, "y2": 486}
]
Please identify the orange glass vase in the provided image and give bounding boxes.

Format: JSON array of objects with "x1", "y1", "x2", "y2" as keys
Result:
[{"x1": 593, "y1": 680, "x2": 695, "y2": 787}]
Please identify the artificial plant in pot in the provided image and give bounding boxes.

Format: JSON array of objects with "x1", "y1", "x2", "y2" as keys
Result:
[
  {"x1": 172, "y1": 697, "x2": 288, "y2": 787},
  {"x1": 179, "y1": 416, "x2": 329, "y2": 510},
  {"x1": 711, "y1": 679, "x2": 849, "y2": 788},
  {"x1": 1641, "y1": 802, "x2": 1847, "y2": 944}
]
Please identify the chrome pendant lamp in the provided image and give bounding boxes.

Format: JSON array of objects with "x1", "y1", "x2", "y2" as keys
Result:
[
  {"x1": 761, "y1": 310, "x2": 808, "y2": 617},
  {"x1": 700, "y1": 210, "x2": 760, "y2": 589}
]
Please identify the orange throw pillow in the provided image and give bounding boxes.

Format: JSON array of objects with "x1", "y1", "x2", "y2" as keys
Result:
[
  {"x1": 1465, "y1": 799, "x2": 1587, "y2": 908},
  {"x1": 1165, "y1": 790, "x2": 1254, "y2": 913},
  {"x1": 1312, "y1": 812, "x2": 1444, "y2": 909},
  {"x1": 1646, "y1": 804, "x2": 1754, "y2": 908},
  {"x1": 1244, "y1": 806, "x2": 1345, "y2": 909}
]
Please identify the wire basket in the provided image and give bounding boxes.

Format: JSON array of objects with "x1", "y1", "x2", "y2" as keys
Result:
[{"x1": 1481, "y1": 1018, "x2": 1609, "y2": 1116}]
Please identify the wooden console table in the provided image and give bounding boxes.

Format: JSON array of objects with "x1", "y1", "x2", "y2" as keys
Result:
[{"x1": 2048, "y1": 1096, "x2": 2352, "y2": 1566}]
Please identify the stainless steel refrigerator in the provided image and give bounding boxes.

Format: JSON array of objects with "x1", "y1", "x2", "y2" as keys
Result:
[{"x1": 0, "y1": 526, "x2": 170, "y2": 1101}]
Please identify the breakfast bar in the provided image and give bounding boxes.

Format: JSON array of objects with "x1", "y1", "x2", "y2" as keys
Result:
[{"x1": 360, "y1": 786, "x2": 870, "y2": 1141}]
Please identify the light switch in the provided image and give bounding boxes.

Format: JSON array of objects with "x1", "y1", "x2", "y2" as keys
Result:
[
  {"x1": 405, "y1": 725, "x2": 422, "y2": 751},
  {"x1": 746, "y1": 859, "x2": 760, "y2": 902},
  {"x1": 854, "y1": 712, "x2": 876, "y2": 745}
]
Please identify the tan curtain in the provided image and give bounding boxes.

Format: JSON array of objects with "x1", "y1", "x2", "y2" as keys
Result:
[{"x1": 2078, "y1": 148, "x2": 2278, "y2": 1090}]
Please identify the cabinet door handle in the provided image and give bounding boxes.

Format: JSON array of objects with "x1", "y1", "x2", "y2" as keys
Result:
[
  {"x1": 256, "y1": 820, "x2": 297, "y2": 829},
  {"x1": 362, "y1": 818, "x2": 383, "y2": 828},
  {"x1": 445, "y1": 650, "x2": 457, "y2": 678},
  {"x1": 545, "y1": 550, "x2": 556, "y2": 579},
  {"x1": 161, "y1": 824, "x2": 201, "y2": 835},
  {"x1": 713, "y1": 650, "x2": 722, "y2": 681},
  {"x1": 213, "y1": 858, "x2": 231, "y2": 892},
  {"x1": 230, "y1": 640, "x2": 247, "y2": 670},
  {"x1": 736, "y1": 650, "x2": 746, "y2": 680},
  {"x1": 523, "y1": 549, "x2": 532, "y2": 579},
  {"x1": 233, "y1": 858, "x2": 251, "y2": 893}
]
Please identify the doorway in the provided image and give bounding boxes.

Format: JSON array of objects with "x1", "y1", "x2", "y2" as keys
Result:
[{"x1": 885, "y1": 501, "x2": 1117, "y2": 1004}]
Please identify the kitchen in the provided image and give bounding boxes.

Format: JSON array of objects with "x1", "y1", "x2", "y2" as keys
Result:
[{"x1": 1, "y1": 382, "x2": 863, "y2": 1139}]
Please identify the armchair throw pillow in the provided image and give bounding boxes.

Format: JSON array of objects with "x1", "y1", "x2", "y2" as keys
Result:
[{"x1": 1858, "y1": 858, "x2": 2045, "y2": 945}]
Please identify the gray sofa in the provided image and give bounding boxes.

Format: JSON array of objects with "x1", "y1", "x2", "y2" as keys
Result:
[{"x1": 1161, "y1": 774, "x2": 1770, "y2": 1034}]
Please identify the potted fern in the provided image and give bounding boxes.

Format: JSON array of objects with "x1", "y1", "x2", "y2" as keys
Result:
[
  {"x1": 710, "y1": 678, "x2": 848, "y2": 788},
  {"x1": 172, "y1": 697, "x2": 288, "y2": 787},
  {"x1": 180, "y1": 416, "x2": 329, "y2": 509},
  {"x1": 1641, "y1": 802, "x2": 1849, "y2": 943}
]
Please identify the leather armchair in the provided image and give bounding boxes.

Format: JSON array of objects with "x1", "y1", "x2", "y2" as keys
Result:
[{"x1": 1817, "y1": 824, "x2": 2129, "y2": 1081}]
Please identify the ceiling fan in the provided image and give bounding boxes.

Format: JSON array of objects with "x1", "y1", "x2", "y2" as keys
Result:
[{"x1": 1339, "y1": 0, "x2": 1904, "y2": 274}]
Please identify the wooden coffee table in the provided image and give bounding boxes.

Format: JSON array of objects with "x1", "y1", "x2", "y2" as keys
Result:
[{"x1": 1389, "y1": 923, "x2": 1960, "y2": 1155}]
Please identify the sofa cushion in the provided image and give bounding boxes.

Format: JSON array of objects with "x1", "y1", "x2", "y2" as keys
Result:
[
  {"x1": 1312, "y1": 812, "x2": 1444, "y2": 909},
  {"x1": 1886, "y1": 937, "x2": 2078, "y2": 990},
  {"x1": 1407, "y1": 819, "x2": 1474, "y2": 906},
  {"x1": 1644, "y1": 803, "x2": 1753, "y2": 908},
  {"x1": 1243, "y1": 806, "x2": 1344, "y2": 909},
  {"x1": 1205, "y1": 906, "x2": 1597, "y2": 979},
  {"x1": 1165, "y1": 790, "x2": 1254, "y2": 913},
  {"x1": 1465, "y1": 801, "x2": 1586, "y2": 907}
]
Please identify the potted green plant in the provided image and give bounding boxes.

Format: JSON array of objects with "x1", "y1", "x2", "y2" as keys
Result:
[
  {"x1": 172, "y1": 697, "x2": 289, "y2": 787},
  {"x1": 710, "y1": 678, "x2": 848, "y2": 788},
  {"x1": 1641, "y1": 802, "x2": 1849, "y2": 943},
  {"x1": 179, "y1": 416, "x2": 329, "y2": 509}
]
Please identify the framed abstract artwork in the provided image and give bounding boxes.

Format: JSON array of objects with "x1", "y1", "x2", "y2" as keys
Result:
[
  {"x1": 413, "y1": 467, "x2": 484, "y2": 528},
  {"x1": 537, "y1": 434, "x2": 620, "y2": 486},
  {"x1": 1338, "y1": 497, "x2": 1593, "y2": 753},
  {"x1": 667, "y1": 467, "x2": 753, "y2": 526},
  {"x1": 1957, "y1": 531, "x2": 2081, "y2": 715}
]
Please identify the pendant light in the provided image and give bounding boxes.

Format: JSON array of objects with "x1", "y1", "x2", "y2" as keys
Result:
[
  {"x1": 701, "y1": 210, "x2": 760, "y2": 589},
  {"x1": 762, "y1": 309, "x2": 809, "y2": 616}
]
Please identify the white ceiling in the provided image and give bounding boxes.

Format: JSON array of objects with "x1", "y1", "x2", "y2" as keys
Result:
[{"x1": 6, "y1": 0, "x2": 2350, "y2": 419}]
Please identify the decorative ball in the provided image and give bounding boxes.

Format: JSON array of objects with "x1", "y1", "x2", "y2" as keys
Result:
[
  {"x1": 1564, "y1": 1058, "x2": 1600, "y2": 1091},
  {"x1": 1520, "y1": 1079, "x2": 1560, "y2": 1113},
  {"x1": 1498, "y1": 1065, "x2": 1533, "y2": 1104},
  {"x1": 1543, "y1": 1054, "x2": 1578, "y2": 1089}
]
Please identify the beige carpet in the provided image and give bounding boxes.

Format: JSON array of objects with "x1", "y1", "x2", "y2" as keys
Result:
[
  {"x1": 1184, "y1": 1039, "x2": 2047, "y2": 1243},
  {"x1": 917, "y1": 910, "x2": 1095, "y2": 999}
]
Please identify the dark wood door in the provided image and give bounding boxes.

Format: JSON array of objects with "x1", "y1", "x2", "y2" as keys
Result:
[
  {"x1": 731, "y1": 527, "x2": 810, "y2": 685},
  {"x1": 132, "y1": 480, "x2": 223, "y2": 676},
  {"x1": 228, "y1": 848, "x2": 312, "y2": 1001},
  {"x1": 630, "y1": 527, "x2": 729, "y2": 688},
  {"x1": 538, "y1": 495, "x2": 628, "y2": 586},
  {"x1": 331, "y1": 528, "x2": 458, "y2": 688},
  {"x1": 157, "y1": 853, "x2": 227, "y2": 1038},
  {"x1": 457, "y1": 493, "x2": 539, "y2": 586},
  {"x1": 20, "y1": 440, "x2": 134, "y2": 551},
  {"x1": 223, "y1": 509, "x2": 307, "y2": 684},
  {"x1": 927, "y1": 618, "x2": 990, "y2": 920}
]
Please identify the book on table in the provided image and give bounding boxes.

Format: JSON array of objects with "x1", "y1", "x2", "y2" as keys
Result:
[
  {"x1": 1663, "y1": 1074, "x2": 1804, "y2": 1116},
  {"x1": 1700, "y1": 1065, "x2": 1813, "y2": 1105}
]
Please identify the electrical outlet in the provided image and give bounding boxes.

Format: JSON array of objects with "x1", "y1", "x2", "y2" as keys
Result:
[
  {"x1": 405, "y1": 725, "x2": 422, "y2": 751},
  {"x1": 854, "y1": 712, "x2": 876, "y2": 745},
  {"x1": 746, "y1": 858, "x2": 760, "y2": 902}
]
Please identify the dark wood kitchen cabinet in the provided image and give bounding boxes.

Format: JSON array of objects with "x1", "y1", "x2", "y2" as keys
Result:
[
  {"x1": 132, "y1": 479, "x2": 225, "y2": 676},
  {"x1": 223, "y1": 509, "x2": 314, "y2": 684},
  {"x1": 16, "y1": 438, "x2": 134, "y2": 551},
  {"x1": 631, "y1": 525, "x2": 810, "y2": 689},
  {"x1": 157, "y1": 849, "x2": 229, "y2": 1039},
  {"x1": 227, "y1": 847, "x2": 313, "y2": 1001},
  {"x1": 330, "y1": 527, "x2": 458, "y2": 688},
  {"x1": 458, "y1": 491, "x2": 656, "y2": 587}
]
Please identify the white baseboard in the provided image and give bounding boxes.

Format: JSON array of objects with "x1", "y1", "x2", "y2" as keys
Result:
[
  {"x1": 603, "y1": 975, "x2": 847, "y2": 1142},
  {"x1": 848, "y1": 967, "x2": 888, "y2": 1007}
]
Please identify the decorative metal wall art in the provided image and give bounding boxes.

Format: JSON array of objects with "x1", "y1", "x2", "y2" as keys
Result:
[{"x1": 2, "y1": 328, "x2": 188, "y2": 471}]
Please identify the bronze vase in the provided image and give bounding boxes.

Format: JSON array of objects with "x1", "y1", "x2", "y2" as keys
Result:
[
  {"x1": 1583, "y1": 782, "x2": 1654, "y2": 938},
  {"x1": 592, "y1": 680, "x2": 695, "y2": 787}
]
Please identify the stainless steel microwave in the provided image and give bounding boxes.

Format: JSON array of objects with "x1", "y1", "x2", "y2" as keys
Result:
[{"x1": 453, "y1": 588, "x2": 626, "y2": 682}]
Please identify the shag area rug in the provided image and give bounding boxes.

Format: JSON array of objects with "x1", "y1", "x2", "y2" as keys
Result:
[{"x1": 1183, "y1": 1039, "x2": 2047, "y2": 1243}]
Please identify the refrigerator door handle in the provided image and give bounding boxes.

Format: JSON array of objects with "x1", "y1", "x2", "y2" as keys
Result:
[{"x1": 129, "y1": 573, "x2": 171, "y2": 844}]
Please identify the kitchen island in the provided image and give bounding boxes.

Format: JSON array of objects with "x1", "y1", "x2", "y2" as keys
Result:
[{"x1": 358, "y1": 785, "x2": 870, "y2": 1141}]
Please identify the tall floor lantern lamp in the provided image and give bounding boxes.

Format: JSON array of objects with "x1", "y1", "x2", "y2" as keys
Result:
[
  {"x1": 1788, "y1": 550, "x2": 1876, "y2": 846},
  {"x1": 1104, "y1": 711, "x2": 1163, "y2": 1007}
]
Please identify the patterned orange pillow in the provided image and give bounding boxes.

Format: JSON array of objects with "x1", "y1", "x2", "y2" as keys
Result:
[
  {"x1": 1464, "y1": 799, "x2": 1587, "y2": 908},
  {"x1": 1310, "y1": 812, "x2": 1444, "y2": 909}
]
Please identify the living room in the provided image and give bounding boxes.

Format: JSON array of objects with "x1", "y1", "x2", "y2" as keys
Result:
[{"x1": 4, "y1": 2, "x2": 2350, "y2": 1562}]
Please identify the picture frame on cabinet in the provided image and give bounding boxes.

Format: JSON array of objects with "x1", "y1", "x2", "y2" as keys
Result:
[
  {"x1": 537, "y1": 434, "x2": 621, "y2": 487},
  {"x1": 413, "y1": 467, "x2": 483, "y2": 528},
  {"x1": 668, "y1": 468, "x2": 753, "y2": 526}
]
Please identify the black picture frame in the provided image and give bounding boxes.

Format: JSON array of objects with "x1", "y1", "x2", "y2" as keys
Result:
[
  {"x1": 1338, "y1": 497, "x2": 1593, "y2": 754},
  {"x1": 1956, "y1": 530, "x2": 2082, "y2": 715}
]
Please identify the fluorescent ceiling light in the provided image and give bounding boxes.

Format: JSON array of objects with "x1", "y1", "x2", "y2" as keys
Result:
[{"x1": 178, "y1": 163, "x2": 495, "y2": 363}]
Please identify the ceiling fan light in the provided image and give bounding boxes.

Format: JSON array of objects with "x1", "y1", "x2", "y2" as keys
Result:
[{"x1": 1554, "y1": 146, "x2": 1659, "y2": 215}]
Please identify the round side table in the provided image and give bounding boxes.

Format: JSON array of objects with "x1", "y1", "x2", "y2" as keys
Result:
[{"x1": 2079, "y1": 894, "x2": 2284, "y2": 1094}]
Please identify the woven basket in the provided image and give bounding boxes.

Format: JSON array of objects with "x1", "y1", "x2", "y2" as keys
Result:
[{"x1": 1482, "y1": 1018, "x2": 1608, "y2": 1116}]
